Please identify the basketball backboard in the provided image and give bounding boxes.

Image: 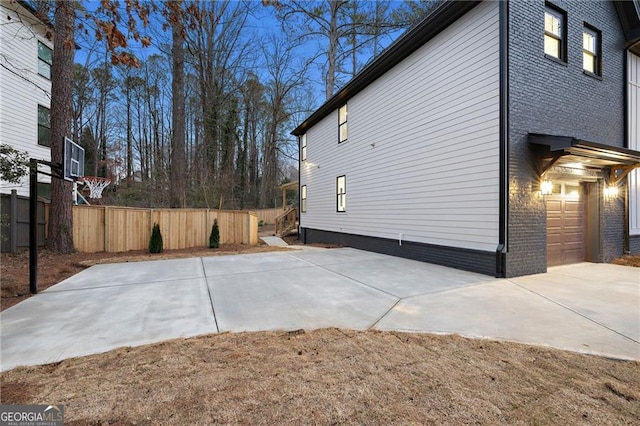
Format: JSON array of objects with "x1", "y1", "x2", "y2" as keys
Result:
[{"x1": 64, "y1": 137, "x2": 85, "y2": 182}]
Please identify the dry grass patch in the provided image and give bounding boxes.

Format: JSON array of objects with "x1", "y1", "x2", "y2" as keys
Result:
[
  {"x1": 613, "y1": 254, "x2": 640, "y2": 268},
  {"x1": 1, "y1": 329, "x2": 638, "y2": 425}
]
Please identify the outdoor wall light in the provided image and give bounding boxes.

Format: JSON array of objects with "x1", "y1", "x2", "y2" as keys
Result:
[
  {"x1": 540, "y1": 180, "x2": 553, "y2": 196},
  {"x1": 604, "y1": 185, "x2": 619, "y2": 198}
]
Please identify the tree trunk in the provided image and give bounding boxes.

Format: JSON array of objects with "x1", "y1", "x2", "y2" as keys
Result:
[
  {"x1": 169, "y1": 1, "x2": 186, "y2": 208},
  {"x1": 47, "y1": 0, "x2": 75, "y2": 253},
  {"x1": 125, "y1": 78, "x2": 133, "y2": 180},
  {"x1": 326, "y1": 0, "x2": 341, "y2": 99}
]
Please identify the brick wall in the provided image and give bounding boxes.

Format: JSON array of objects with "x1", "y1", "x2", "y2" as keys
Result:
[{"x1": 506, "y1": 0, "x2": 626, "y2": 276}]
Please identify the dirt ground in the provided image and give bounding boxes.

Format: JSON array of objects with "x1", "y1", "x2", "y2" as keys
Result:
[
  {"x1": 1, "y1": 329, "x2": 638, "y2": 424},
  {"x1": 613, "y1": 254, "x2": 640, "y2": 267}
]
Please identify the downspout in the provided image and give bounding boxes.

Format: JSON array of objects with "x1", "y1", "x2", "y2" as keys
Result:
[
  {"x1": 623, "y1": 50, "x2": 630, "y2": 254},
  {"x1": 298, "y1": 136, "x2": 303, "y2": 243},
  {"x1": 496, "y1": 0, "x2": 509, "y2": 277}
]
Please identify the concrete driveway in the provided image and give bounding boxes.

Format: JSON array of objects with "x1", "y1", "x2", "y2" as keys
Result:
[{"x1": 1, "y1": 248, "x2": 639, "y2": 371}]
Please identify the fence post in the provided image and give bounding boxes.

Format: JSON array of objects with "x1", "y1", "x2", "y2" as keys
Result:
[
  {"x1": 10, "y1": 189, "x2": 17, "y2": 253},
  {"x1": 204, "y1": 209, "x2": 208, "y2": 247},
  {"x1": 104, "y1": 206, "x2": 109, "y2": 252},
  {"x1": 245, "y1": 212, "x2": 250, "y2": 245}
]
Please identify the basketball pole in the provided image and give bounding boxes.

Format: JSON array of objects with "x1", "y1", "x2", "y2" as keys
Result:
[
  {"x1": 29, "y1": 159, "x2": 38, "y2": 294},
  {"x1": 29, "y1": 138, "x2": 84, "y2": 294}
]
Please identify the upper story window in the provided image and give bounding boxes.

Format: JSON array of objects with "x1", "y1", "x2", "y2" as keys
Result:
[
  {"x1": 338, "y1": 104, "x2": 348, "y2": 143},
  {"x1": 38, "y1": 41, "x2": 52, "y2": 79},
  {"x1": 544, "y1": 4, "x2": 567, "y2": 62},
  {"x1": 301, "y1": 134, "x2": 307, "y2": 161},
  {"x1": 336, "y1": 175, "x2": 346, "y2": 212},
  {"x1": 583, "y1": 25, "x2": 601, "y2": 76},
  {"x1": 301, "y1": 185, "x2": 307, "y2": 213},
  {"x1": 38, "y1": 105, "x2": 51, "y2": 147}
]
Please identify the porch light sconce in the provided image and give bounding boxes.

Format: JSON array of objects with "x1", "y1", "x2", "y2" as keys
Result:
[
  {"x1": 540, "y1": 180, "x2": 553, "y2": 196},
  {"x1": 604, "y1": 185, "x2": 619, "y2": 199}
]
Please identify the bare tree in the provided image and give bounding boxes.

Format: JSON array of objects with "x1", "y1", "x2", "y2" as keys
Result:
[
  {"x1": 260, "y1": 32, "x2": 308, "y2": 207},
  {"x1": 183, "y1": 0, "x2": 250, "y2": 208},
  {"x1": 169, "y1": 0, "x2": 186, "y2": 208},
  {"x1": 274, "y1": 0, "x2": 411, "y2": 98}
]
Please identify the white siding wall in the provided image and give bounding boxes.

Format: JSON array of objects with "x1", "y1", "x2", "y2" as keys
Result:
[
  {"x1": 300, "y1": 1, "x2": 500, "y2": 252},
  {"x1": 0, "y1": 3, "x2": 52, "y2": 196},
  {"x1": 629, "y1": 52, "x2": 640, "y2": 236}
]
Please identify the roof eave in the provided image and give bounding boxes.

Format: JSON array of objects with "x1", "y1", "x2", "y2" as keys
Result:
[
  {"x1": 613, "y1": 0, "x2": 640, "y2": 53},
  {"x1": 528, "y1": 133, "x2": 640, "y2": 165},
  {"x1": 15, "y1": 0, "x2": 54, "y2": 30},
  {"x1": 291, "y1": 0, "x2": 482, "y2": 136}
]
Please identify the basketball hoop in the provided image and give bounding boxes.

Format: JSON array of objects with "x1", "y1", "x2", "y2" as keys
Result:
[{"x1": 81, "y1": 176, "x2": 111, "y2": 199}]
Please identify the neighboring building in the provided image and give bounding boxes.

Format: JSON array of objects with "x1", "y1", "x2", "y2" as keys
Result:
[
  {"x1": 0, "y1": 0, "x2": 53, "y2": 197},
  {"x1": 293, "y1": 0, "x2": 640, "y2": 277}
]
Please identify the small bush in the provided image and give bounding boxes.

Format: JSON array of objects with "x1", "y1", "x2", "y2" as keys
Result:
[
  {"x1": 258, "y1": 220, "x2": 264, "y2": 227},
  {"x1": 149, "y1": 223, "x2": 163, "y2": 253},
  {"x1": 209, "y1": 219, "x2": 220, "y2": 249}
]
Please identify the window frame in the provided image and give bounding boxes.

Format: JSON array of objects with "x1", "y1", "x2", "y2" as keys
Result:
[
  {"x1": 37, "y1": 104, "x2": 51, "y2": 147},
  {"x1": 544, "y1": 4, "x2": 567, "y2": 63},
  {"x1": 38, "y1": 41, "x2": 52, "y2": 79},
  {"x1": 582, "y1": 24, "x2": 602, "y2": 77},
  {"x1": 300, "y1": 134, "x2": 307, "y2": 161},
  {"x1": 338, "y1": 104, "x2": 348, "y2": 144},
  {"x1": 301, "y1": 185, "x2": 307, "y2": 213},
  {"x1": 336, "y1": 175, "x2": 346, "y2": 212}
]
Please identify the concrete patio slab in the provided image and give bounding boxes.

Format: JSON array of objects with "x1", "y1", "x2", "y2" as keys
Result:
[
  {"x1": 548, "y1": 262, "x2": 640, "y2": 285},
  {"x1": 287, "y1": 247, "x2": 391, "y2": 266},
  {"x1": 208, "y1": 266, "x2": 397, "y2": 332},
  {"x1": 512, "y1": 265, "x2": 640, "y2": 342},
  {"x1": 1, "y1": 248, "x2": 639, "y2": 371},
  {"x1": 375, "y1": 279, "x2": 640, "y2": 360},
  {"x1": 322, "y1": 256, "x2": 493, "y2": 298},
  {"x1": 1, "y1": 278, "x2": 216, "y2": 371},
  {"x1": 260, "y1": 236, "x2": 289, "y2": 247},
  {"x1": 46, "y1": 257, "x2": 205, "y2": 291},
  {"x1": 201, "y1": 251, "x2": 309, "y2": 277}
]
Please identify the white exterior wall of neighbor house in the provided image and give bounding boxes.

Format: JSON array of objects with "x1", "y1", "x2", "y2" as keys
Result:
[
  {"x1": 0, "y1": 2, "x2": 52, "y2": 197},
  {"x1": 300, "y1": 1, "x2": 500, "y2": 252},
  {"x1": 629, "y1": 52, "x2": 640, "y2": 236}
]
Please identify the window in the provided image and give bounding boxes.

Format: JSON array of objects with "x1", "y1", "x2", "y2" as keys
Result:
[
  {"x1": 301, "y1": 134, "x2": 307, "y2": 161},
  {"x1": 544, "y1": 5, "x2": 566, "y2": 62},
  {"x1": 38, "y1": 105, "x2": 51, "y2": 147},
  {"x1": 336, "y1": 175, "x2": 346, "y2": 212},
  {"x1": 38, "y1": 41, "x2": 52, "y2": 79},
  {"x1": 338, "y1": 104, "x2": 348, "y2": 143},
  {"x1": 583, "y1": 25, "x2": 601, "y2": 76},
  {"x1": 301, "y1": 185, "x2": 307, "y2": 213}
]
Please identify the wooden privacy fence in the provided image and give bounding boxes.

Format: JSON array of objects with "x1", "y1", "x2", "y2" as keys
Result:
[
  {"x1": 71, "y1": 205, "x2": 258, "y2": 253},
  {"x1": 253, "y1": 208, "x2": 282, "y2": 225}
]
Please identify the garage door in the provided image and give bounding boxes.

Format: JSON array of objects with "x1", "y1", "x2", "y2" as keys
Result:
[{"x1": 547, "y1": 184, "x2": 585, "y2": 267}]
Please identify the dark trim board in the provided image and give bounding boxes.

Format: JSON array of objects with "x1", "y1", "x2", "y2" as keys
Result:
[
  {"x1": 300, "y1": 228, "x2": 496, "y2": 276},
  {"x1": 497, "y1": 0, "x2": 509, "y2": 278}
]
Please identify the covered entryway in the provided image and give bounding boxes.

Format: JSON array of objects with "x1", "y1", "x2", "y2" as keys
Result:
[
  {"x1": 546, "y1": 183, "x2": 585, "y2": 266},
  {"x1": 529, "y1": 133, "x2": 640, "y2": 268}
]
